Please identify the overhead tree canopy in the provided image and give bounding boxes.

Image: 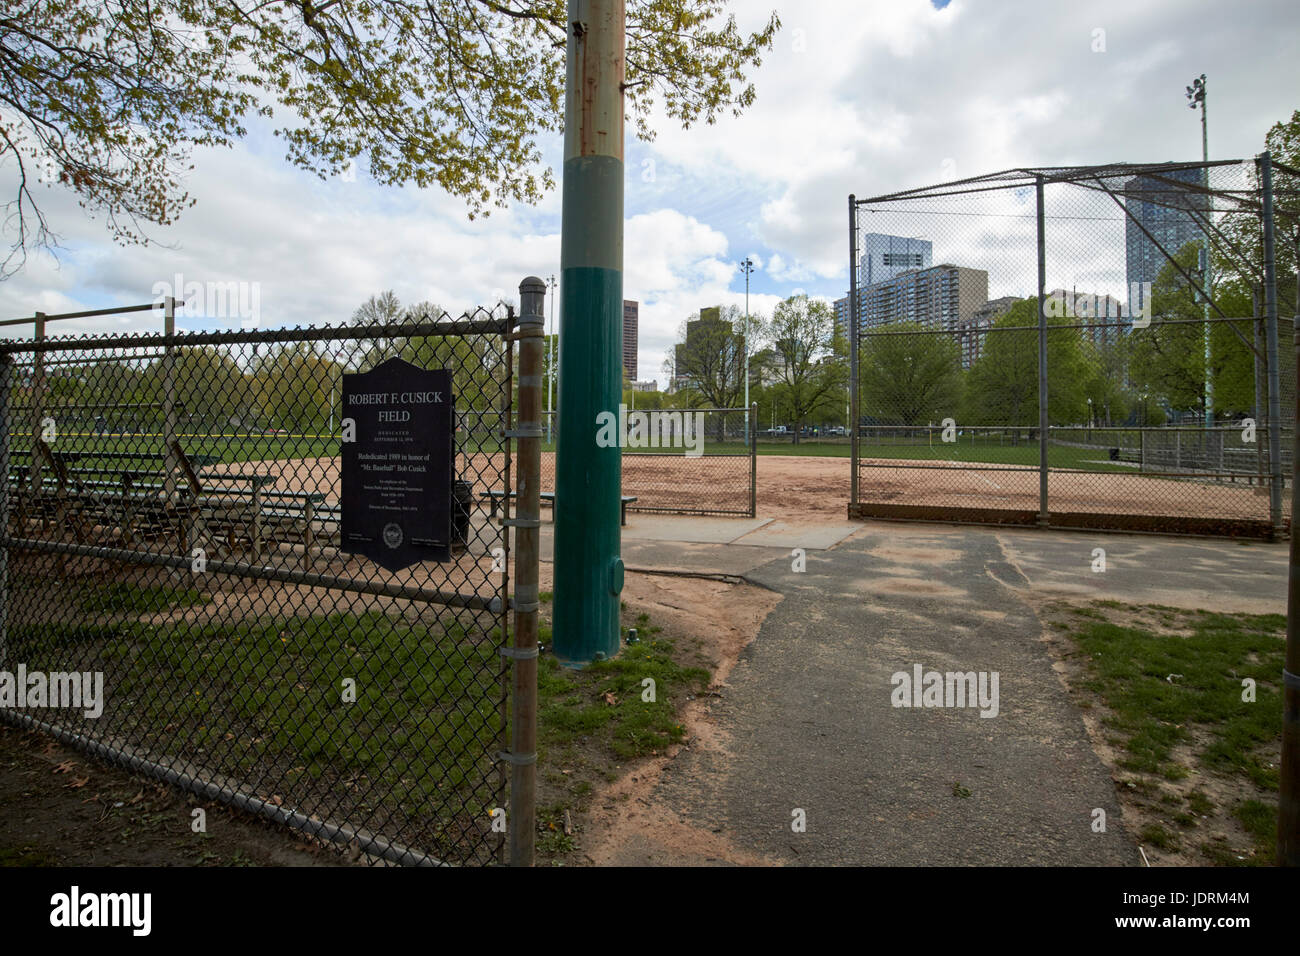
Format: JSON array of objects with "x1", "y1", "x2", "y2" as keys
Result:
[{"x1": 0, "y1": 0, "x2": 780, "y2": 276}]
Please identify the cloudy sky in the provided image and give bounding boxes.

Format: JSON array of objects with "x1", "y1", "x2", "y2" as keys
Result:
[{"x1": 1, "y1": 0, "x2": 1297, "y2": 383}]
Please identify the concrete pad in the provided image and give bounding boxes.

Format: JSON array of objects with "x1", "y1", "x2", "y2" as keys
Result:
[
  {"x1": 992, "y1": 527, "x2": 1288, "y2": 613},
  {"x1": 731, "y1": 519, "x2": 861, "y2": 551},
  {"x1": 620, "y1": 539, "x2": 792, "y2": 576},
  {"x1": 619, "y1": 514, "x2": 772, "y2": 545}
]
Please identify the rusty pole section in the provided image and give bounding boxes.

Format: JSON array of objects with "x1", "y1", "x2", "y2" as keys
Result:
[{"x1": 508, "y1": 276, "x2": 545, "y2": 866}]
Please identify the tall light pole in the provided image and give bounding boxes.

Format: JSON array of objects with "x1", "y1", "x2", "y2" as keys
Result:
[
  {"x1": 741, "y1": 257, "x2": 754, "y2": 444},
  {"x1": 547, "y1": 274, "x2": 557, "y2": 442},
  {"x1": 553, "y1": 0, "x2": 625, "y2": 665},
  {"x1": 1187, "y1": 73, "x2": 1212, "y2": 428}
]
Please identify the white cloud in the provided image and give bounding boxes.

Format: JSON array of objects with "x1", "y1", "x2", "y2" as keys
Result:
[{"x1": 1, "y1": 0, "x2": 1297, "y2": 369}]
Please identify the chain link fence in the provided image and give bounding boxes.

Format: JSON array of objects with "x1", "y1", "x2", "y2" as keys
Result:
[
  {"x1": 0, "y1": 300, "x2": 537, "y2": 865},
  {"x1": 536, "y1": 406, "x2": 756, "y2": 517},
  {"x1": 847, "y1": 158, "x2": 1300, "y2": 536}
]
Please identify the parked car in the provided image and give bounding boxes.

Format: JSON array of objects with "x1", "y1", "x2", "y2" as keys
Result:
[{"x1": 825, "y1": 425, "x2": 848, "y2": 437}]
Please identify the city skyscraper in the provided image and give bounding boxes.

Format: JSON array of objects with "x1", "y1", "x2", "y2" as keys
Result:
[
  {"x1": 622, "y1": 300, "x2": 638, "y2": 382},
  {"x1": 859, "y1": 233, "x2": 933, "y2": 287},
  {"x1": 1124, "y1": 167, "x2": 1208, "y2": 315},
  {"x1": 835, "y1": 263, "x2": 989, "y2": 342}
]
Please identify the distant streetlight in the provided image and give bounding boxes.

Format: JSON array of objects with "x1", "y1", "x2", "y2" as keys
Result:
[
  {"x1": 741, "y1": 257, "x2": 755, "y2": 443},
  {"x1": 1186, "y1": 74, "x2": 1212, "y2": 429}
]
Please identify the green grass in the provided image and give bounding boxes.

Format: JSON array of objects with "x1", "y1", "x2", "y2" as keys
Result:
[
  {"x1": 10, "y1": 609, "x2": 507, "y2": 859},
  {"x1": 754, "y1": 438, "x2": 1151, "y2": 473},
  {"x1": 537, "y1": 624, "x2": 710, "y2": 760},
  {"x1": 1071, "y1": 610, "x2": 1284, "y2": 788},
  {"x1": 17, "y1": 430, "x2": 507, "y2": 468},
  {"x1": 1063, "y1": 604, "x2": 1284, "y2": 865},
  {"x1": 79, "y1": 581, "x2": 209, "y2": 615}
]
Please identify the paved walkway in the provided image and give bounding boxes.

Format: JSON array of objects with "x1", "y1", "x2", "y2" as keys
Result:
[{"x1": 542, "y1": 517, "x2": 1288, "y2": 865}]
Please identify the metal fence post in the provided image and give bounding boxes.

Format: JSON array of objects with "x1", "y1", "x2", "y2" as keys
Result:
[
  {"x1": 849, "y1": 194, "x2": 860, "y2": 511},
  {"x1": 1035, "y1": 175, "x2": 1049, "y2": 525},
  {"x1": 0, "y1": 354, "x2": 9, "y2": 666},
  {"x1": 509, "y1": 277, "x2": 544, "y2": 866},
  {"x1": 162, "y1": 296, "x2": 178, "y2": 504},
  {"x1": 750, "y1": 402, "x2": 758, "y2": 517},
  {"x1": 1261, "y1": 153, "x2": 1284, "y2": 534},
  {"x1": 1255, "y1": 284, "x2": 1265, "y2": 487},
  {"x1": 29, "y1": 313, "x2": 44, "y2": 492}
]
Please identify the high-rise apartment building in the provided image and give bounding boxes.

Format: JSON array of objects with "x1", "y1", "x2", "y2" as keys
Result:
[
  {"x1": 859, "y1": 233, "x2": 933, "y2": 287},
  {"x1": 1124, "y1": 167, "x2": 1207, "y2": 315},
  {"x1": 622, "y1": 300, "x2": 638, "y2": 382},
  {"x1": 836, "y1": 264, "x2": 989, "y2": 343}
]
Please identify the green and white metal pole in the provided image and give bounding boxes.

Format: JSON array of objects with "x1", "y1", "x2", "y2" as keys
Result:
[{"x1": 553, "y1": 0, "x2": 625, "y2": 664}]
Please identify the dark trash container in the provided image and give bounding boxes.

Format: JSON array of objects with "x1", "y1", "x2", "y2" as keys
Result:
[
  {"x1": 453, "y1": 480, "x2": 473, "y2": 547},
  {"x1": 1108, "y1": 447, "x2": 1120, "y2": 461}
]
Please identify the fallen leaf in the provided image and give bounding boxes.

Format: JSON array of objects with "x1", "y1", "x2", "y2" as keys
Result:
[
  {"x1": 603, "y1": 692, "x2": 617, "y2": 706},
  {"x1": 52, "y1": 760, "x2": 76, "y2": 775},
  {"x1": 65, "y1": 776, "x2": 90, "y2": 789}
]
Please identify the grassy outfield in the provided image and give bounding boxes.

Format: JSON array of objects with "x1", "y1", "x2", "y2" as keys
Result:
[
  {"x1": 18, "y1": 431, "x2": 512, "y2": 467},
  {"x1": 1047, "y1": 602, "x2": 1285, "y2": 865}
]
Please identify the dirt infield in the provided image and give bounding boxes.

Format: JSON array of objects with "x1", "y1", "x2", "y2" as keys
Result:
[{"x1": 249, "y1": 452, "x2": 1285, "y2": 529}]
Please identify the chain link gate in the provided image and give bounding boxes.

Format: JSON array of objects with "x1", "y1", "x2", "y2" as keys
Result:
[
  {"x1": 0, "y1": 293, "x2": 540, "y2": 866},
  {"x1": 847, "y1": 158, "x2": 1299, "y2": 537}
]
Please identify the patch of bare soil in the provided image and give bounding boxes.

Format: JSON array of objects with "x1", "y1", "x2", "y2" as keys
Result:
[
  {"x1": 0, "y1": 724, "x2": 338, "y2": 867},
  {"x1": 571, "y1": 571, "x2": 782, "y2": 867}
]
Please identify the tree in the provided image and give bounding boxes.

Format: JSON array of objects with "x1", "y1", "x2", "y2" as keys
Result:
[
  {"x1": 859, "y1": 321, "x2": 962, "y2": 426},
  {"x1": 964, "y1": 298, "x2": 1093, "y2": 426},
  {"x1": 253, "y1": 342, "x2": 337, "y2": 432},
  {"x1": 143, "y1": 345, "x2": 250, "y2": 431},
  {"x1": 1207, "y1": 279, "x2": 1260, "y2": 418},
  {"x1": 1212, "y1": 110, "x2": 1299, "y2": 324},
  {"x1": 351, "y1": 291, "x2": 404, "y2": 328},
  {"x1": 0, "y1": 1, "x2": 780, "y2": 276},
  {"x1": 1127, "y1": 242, "x2": 1210, "y2": 417},
  {"x1": 1081, "y1": 336, "x2": 1133, "y2": 427},
  {"x1": 766, "y1": 294, "x2": 845, "y2": 443},
  {"x1": 671, "y1": 305, "x2": 747, "y2": 409}
]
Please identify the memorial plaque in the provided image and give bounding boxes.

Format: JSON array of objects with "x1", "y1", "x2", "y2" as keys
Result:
[{"x1": 340, "y1": 358, "x2": 454, "y2": 570}]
